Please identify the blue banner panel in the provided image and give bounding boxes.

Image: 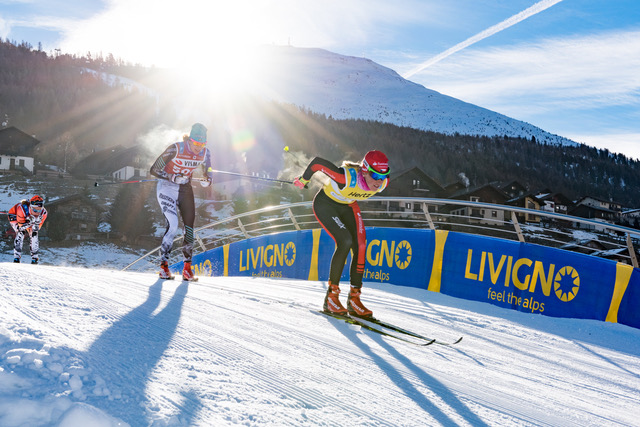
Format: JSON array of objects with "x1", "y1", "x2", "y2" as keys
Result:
[
  {"x1": 617, "y1": 268, "x2": 640, "y2": 327},
  {"x1": 174, "y1": 227, "x2": 640, "y2": 329},
  {"x1": 360, "y1": 228, "x2": 434, "y2": 288},
  {"x1": 225, "y1": 230, "x2": 316, "y2": 279},
  {"x1": 440, "y1": 232, "x2": 618, "y2": 321}
]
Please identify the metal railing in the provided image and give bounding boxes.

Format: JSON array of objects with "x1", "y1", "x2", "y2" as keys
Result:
[{"x1": 123, "y1": 197, "x2": 640, "y2": 272}]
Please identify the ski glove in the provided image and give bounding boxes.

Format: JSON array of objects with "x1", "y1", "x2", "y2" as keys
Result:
[
  {"x1": 170, "y1": 174, "x2": 190, "y2": 185},
  {"x1": 199, "y1": 178, "x2": 212, "y2": 188},
  {"x1": 293, "y1": 176, "x2": 309, "y2": 189},
  {"x1": 18, "y1": 223, "x2": 31, "y2": 232}
]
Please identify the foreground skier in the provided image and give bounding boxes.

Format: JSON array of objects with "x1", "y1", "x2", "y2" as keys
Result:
[
  {"x1": 8, "y1": 195, "x2": 48, "y2": 264},
  {"x1": 294, "y1": 150, "x2": 390, "y2": 318},
  {"x1": 150, "y1": 123, "x2": 214, "y2": 281}
]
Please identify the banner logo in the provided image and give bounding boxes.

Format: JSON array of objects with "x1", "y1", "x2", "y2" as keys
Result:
[
  {"x1": 465, "y1": 249, "x2": 580, "y2": 302},
  {"x1": 367, "y1": 239, "x2": 412, "y2": 269}
]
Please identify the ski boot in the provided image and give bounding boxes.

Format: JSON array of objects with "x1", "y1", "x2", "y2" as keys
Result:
[
  {"x1": 159, "y1": 261, "x2": 174, "y2": 280},
  {"x1": 323, "y1": 283, "x2": 348, "y2": 315},
  {"x1": 31, "y1": 258, "x2": 39, "y2": 265},
  {"x1": 182, "y1": 262, "x2": 198, "y2": 282},
  {"x1": 13, "y1": 257, "x2": 20, "y2": 263},
  {"x1": 347, "y1": 286, "x2": 373, "y2": 318}
]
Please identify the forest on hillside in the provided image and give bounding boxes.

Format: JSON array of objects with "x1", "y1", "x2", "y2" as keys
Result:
[
  {"x1": 2, "y1": 39, "x2": 640, "y2": 207},
  {"x1": 264, "y1": 104, "x2": 640, "y2": 206}
]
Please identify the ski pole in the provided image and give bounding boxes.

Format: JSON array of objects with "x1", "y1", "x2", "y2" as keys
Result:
[
  {"x1": 94, "y1": 177, "x2": 212, "y2": 187},
  {"x1": 94, "y1": 178, "x2": 160, "y2": 187},
  {"x1": 209, "y1": 169, "x2": 294, "y2": 185}
]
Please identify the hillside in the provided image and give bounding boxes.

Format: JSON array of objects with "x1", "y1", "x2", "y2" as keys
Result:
[
  {"x1": 3, "y1": 40, "x2": 640, "y2": 208},
  {"x1": 1, "y1": 257, "x2": 639, "y2": 426}
]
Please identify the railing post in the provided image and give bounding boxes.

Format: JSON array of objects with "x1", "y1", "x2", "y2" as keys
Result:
[
  {"x1": 626, "y1": 233, "x2": 639, "y2": 268},
  {"x1": 238, "y1": 218, "x2": 249, "y2": 239},
  {"x1": 288, "y1": 208, "x2": 301, "y2": 231},
  {"x1": 196, "y1": 234, "x2": 207, "y2": 252},
  {"x1": 511, "y1": 211, "x2": 525, "y2": 243},
  {"x1": 423, "y1": 203, "x2": 435, "y2": 230}
]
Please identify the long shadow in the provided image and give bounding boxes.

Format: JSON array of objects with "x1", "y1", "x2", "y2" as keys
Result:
[
  {"x1": 574, "y1": 341, "x2": 640, "y2": 380},
  {"x1": 83, "y1": 280, "x2": 202, "y2": 425},
  {"x1": 329, "y1": 322, "x2": 488, "y2": 427}
]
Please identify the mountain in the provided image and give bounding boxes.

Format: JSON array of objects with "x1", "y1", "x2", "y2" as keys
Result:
[{"x1": 251, "y1": 46, "x2": 577, "y2": 146}]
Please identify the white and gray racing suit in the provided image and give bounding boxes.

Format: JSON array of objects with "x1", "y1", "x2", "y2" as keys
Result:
[{"x1": 150, "y1": 141, "x2": 213, "y2": 263}]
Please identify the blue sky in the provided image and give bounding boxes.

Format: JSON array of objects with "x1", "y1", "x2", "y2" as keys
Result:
[{"x1": 1, "y1": 0, "x2": 639, "y2": 159}]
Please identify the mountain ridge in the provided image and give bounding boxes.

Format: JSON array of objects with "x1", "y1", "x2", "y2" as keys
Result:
[{"x1": 251, "y1": 45, "x2": 577, "y2": 147}]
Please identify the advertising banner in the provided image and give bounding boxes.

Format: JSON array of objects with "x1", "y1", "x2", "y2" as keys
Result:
[{"x1": 175, "y1": 227, "x2": 639, "y2": 329}]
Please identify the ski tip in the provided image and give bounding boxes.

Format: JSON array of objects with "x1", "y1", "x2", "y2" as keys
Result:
[{"x1": 453, "y1": 337, "x2": 463, "y2": 344}]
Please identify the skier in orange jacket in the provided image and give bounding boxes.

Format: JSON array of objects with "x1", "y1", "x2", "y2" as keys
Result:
[{"x1": 8, "y1": 195, "x2": 48, "y2": 264}]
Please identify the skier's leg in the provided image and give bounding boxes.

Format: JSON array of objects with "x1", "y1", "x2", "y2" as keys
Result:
[
  {"x1": 346, "y1": 202, "x2": 366, "y2": 288},
  {"x1": 13, "y1": 229, "x2": 24, "y2": 261},
  {"x1": 313, "y1": 195, "x2": 353, "y2": 286},
  {"x1": 177, "y1": 184, "x2": 195, "y2": 263},
  {"x1": 157, "y1": 180, "x2": 180, "y2": 263},
  {"x1": 345, "y1": 202, "x2": 373, "y2": 318},
  {"x1": 30, "y1": 229, "x2": 40, "y2": 263}
]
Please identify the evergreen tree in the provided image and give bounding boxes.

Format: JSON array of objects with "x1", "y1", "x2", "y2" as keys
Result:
[{"x1": 108, "y1": 184, "x2": 155, "y2": 240}]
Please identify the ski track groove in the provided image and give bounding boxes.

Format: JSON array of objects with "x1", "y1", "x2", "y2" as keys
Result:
[{"x1": 3, "y1": 265, "x2": 638, "y2": 426}]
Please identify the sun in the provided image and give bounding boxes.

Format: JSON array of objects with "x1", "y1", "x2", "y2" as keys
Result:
[{"x1": 62, "y1": 0, "x2": 279, "y2": 91}]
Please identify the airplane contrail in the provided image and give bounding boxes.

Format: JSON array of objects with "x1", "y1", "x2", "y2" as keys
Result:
[{"x1": 403, "y1": 0, "x2": 565, "y2": 79}]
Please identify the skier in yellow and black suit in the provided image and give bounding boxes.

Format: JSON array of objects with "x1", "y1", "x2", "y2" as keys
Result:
[{"x1": 293, "y1": 150, "x2": 390, "y2": 318}]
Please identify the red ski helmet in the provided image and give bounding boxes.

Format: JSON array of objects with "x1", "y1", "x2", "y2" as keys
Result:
[
  {"x1": 30, "y1": 195, "x2": 44, "y2": 216},
  {"x1": 362, "y1": 150, "x2": 389, "y2": 175}
]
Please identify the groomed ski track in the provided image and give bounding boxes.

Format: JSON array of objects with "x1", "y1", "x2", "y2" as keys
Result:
[{"x1": 1, "y1": 263, "x2": 639, "y2": 426}]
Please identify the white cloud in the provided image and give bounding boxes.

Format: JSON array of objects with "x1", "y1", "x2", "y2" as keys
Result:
[{"x1": 412, "y1": 29, "x2": 640, "y2": 111}]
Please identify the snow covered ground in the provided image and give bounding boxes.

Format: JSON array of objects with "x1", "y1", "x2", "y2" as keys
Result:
[{"x1": 1, "y1": 243, "x2": 640, "y2": 426}]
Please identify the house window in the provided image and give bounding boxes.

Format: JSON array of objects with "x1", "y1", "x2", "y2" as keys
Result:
[
  {"x1": 492, "y1": 210, "x2": 498, "y2": 218},
  {"x1": 470, "y1": 196, "x2": 479, "y2": 203},
  {"x1": 405, "y1": 203, "x2": 412, "y2": 209}
]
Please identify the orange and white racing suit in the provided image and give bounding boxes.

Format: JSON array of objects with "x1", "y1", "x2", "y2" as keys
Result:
[{"x1": 8, "y1": 201, "x2": 48, "y2": 261}]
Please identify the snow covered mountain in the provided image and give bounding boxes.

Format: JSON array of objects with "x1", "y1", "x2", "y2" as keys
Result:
[{"x1": 253, "y1": 46, "x2": 577, "y2": 146}]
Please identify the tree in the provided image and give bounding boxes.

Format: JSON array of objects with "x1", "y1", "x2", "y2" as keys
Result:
[{"x1": 108, "y1": 184, "x2": 155, "y2": 240}]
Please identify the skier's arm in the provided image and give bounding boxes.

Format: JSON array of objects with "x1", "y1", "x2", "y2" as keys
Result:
[
  {"x1": 35, "y1": 209, "x2": 48, "y2": 226},
  {"x1": 149, "y1": 145, "x2": 178, "y2": 180},
  {"x1": 7, "y1": 205, "x2": 19, "y2": 230},
  {"x1": 300, "y1": 157, "x2": 346, "y2": 185}
]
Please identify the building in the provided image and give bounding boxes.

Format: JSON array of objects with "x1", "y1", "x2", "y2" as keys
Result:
[
  {"x1": 382, "y1": 166, "x2": 446, "y2": 214},
  {"x1": 44, "y1": 193, "x2": 104, "y2": 240},
  {"x1": 446, "y1": 184, "x2": 509, "y2": 226},
  {"x1": 73, "y1": 144, "x2": 153, "y2": 180},
  {"x1": 0, "y1": 127, "x2": 40, "y2": 174},
  {"x1": 505, "y1": 193, "x2": 542, "y2": 224}
]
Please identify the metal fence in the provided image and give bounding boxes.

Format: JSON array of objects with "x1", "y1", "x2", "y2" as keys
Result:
[{"x1": 123, "y1": 197, "x2": 640, "y2": 272}]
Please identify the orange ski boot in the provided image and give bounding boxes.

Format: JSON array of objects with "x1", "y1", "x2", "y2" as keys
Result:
[
  {"x1": 323, "y1": 283, "x2": 348, "y2": 315},
  {"x1": 182, "y1": 261, "x2": 198, "y2": 282},
  {"x1": 159, "y1": 261, "x2": 174, "y2": 280},
  {"x1": 347, "y1": 286, "x2": 373, "y2": 318}
]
